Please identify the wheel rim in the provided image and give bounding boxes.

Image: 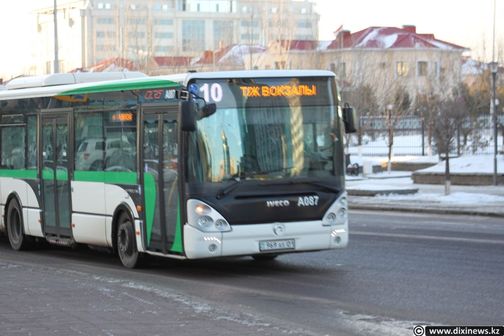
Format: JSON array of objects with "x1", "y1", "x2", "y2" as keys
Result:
[
  {"x1": 118, "y1": 223, "x2": 133, "y2": 258},
  {"x1": 9, "y1": 208, "x2": 21, "y2": 243}
]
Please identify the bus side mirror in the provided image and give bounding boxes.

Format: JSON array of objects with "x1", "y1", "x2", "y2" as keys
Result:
[
  {"x1": 200, "y1": 103, "x2": 216, "y2": 119},
  {"x1": 342, "y1": 104, "x2": 358, "y2": 133},
  {"x1": 181, "y1": 100, "x2": 197, "y2": 132}
]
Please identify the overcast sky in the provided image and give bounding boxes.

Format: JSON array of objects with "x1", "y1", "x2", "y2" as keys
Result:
[{"x1": 0, "y1": 0, "x2": 503, "y2": 79}]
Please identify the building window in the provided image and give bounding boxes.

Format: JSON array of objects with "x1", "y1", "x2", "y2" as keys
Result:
[
  {"x1": 417, "y1": 61, "x2": 428, "y2": 77},
  {"x1": 396, "y1": 61, "x2": 409, "y2": 77},
  {"x1": 155, "y1": 32, "x2": 174, "y2": 39},
  {"x1": 214, "y1": 20, "x2": 233, "y2": 49},
  {"x1": 97, "y1": 31, "x2": 116, "y2": 39},
  {"x1": 434, "y1": 62, "x2": 440, "y2": 78},
  {"x1": 182, "y1": 20, "x2": 205, "y2": 52},
  {"x1": 297, "y1": 21, "x2": 312, "y2": 28},
  {"x1": 128, "y1": 31, "x2": 146, "y2": 38},
  {"x1": 127, "y1": 18, "x2": 146, "y2": 25},
  {"x1": 240, "y1": 33, "x2": 259, "y2": 41},
  {"x1": 97, "y1": 17, "x2": 114, "y2": 24},
  {"x1": 241, "y1": 20, "x2": 259, "y2": 27},
  {"x1": 154, "y1": 46, "x2": 174, "y2": 53},
  {"x1": 155, "y1": 19, "x2": 173, "y2": 25},
  {"x1": 339, "y1": 62, "x2": 346, "y2": 79},
  {"x1": 96, "y1": 44, "x2": 114, "y2": 51}
]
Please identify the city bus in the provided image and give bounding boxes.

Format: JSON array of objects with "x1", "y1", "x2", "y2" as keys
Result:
[{"x1": 0, "y1": 70, "x2": 356, "y2": 268}]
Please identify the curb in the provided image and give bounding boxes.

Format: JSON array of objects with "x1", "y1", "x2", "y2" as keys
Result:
[
  {"x1": 349, "y1": 203, "x2": 504, "y2": 218},
  {"x1": 348, "y1": 188, "x2": 418, "y2": 197}
]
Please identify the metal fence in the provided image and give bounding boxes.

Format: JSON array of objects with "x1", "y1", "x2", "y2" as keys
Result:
[{"x1": 347, "y1": 115, "x2": 504, "y2": 157}]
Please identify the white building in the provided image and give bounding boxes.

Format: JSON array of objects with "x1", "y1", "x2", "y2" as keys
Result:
[{"x1": 34, "y1": 0, "x2": 319, "y2": 74}]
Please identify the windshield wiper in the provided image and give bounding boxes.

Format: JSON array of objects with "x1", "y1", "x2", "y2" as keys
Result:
[
  {"x1": 216, "y1": 177, "x2": 242, "y2": 199},
  {"x1": 263, "y1": 178, "x2": 340, "y2": 193}
]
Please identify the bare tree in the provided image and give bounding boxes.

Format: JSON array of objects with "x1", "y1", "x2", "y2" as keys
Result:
[
  {"x1": 432, "y1": 91, "x2": 468, "y2": 195},
  {"x1": 385, "y1": 86, "x2": 411, "y2": 173},
  {"x1": 414, "y1": 91, "x2": 440, "y2": 157},
  {"x1": 343, "y1": 84, "x2": 379, "y2": 150}
]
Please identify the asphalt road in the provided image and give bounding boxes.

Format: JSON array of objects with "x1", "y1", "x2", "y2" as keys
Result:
[{"x1": 0, "y1": 210, "x2": 503, "y2": 336}]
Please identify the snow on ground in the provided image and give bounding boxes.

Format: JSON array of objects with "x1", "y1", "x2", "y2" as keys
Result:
[
  {"x1": 346, "y1": 172, "x2": 504, "y2": 206},
  {"x1": 417, "y1": 154, "x2": 504, "y2": 174},
  {"x1": 348, "y1": 133, "x2": 504, "y2": 157},
  {"x1": 378, "y1": 191, "x2": 504, "y2": 205}
]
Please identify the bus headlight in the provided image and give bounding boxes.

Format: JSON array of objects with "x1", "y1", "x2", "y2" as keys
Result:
[
  {"x1": 322, "y1": 193, "x2": 348, "y2": 226},
  {"x1": 197, "y1": 216, "x2": 214, "y2": 230},
  {"x1": 187, "y1": 199, "x2": 232, "y2": 233},
  {"x1": 214, "y1": 219, "x2": 231, "y2": 231}
]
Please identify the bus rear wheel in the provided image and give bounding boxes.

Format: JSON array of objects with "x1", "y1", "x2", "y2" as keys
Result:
[
  {"x1": 116, "y1": 211, "x2": 143, "y2": 268},
  {"x1": 6, "y1": 200, "x2": 33, "y2": 251}
]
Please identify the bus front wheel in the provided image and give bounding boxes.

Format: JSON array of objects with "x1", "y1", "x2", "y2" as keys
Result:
[
  {"x1": 6, "y1": 199, "x2": 33, "y2": 251},
  {"x1": 116, "y1": 211, "x2": 143, "y2": 268}
]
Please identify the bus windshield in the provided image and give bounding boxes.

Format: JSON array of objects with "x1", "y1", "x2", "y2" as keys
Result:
[{"x1": 187, "y1": 76, "x2": 342, "y2": 183}]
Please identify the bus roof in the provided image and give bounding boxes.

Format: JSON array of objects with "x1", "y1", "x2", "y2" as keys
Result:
[
  {"x1": 5, "y1": 71, "x2": 147, "y2": 90},
  {"x1": 0, "y1": 74, "x2": 180, "y2": 101},
  {"x1": 0, "y1": 70, "x2": 335, "y2": 102},
  {"x1": 162, "y1": 69, "x2": 336, "y2": 86}
]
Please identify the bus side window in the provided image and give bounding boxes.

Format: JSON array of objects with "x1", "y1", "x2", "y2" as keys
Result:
[
  {"x1": 75, "y1": 112, "x2": 105, "y2": 171},
  {"x1": 1, "y1": 126, "x2": 26, "y2": 169},
  {"x1": 27, "y1": 116, "x2": 37, "y2": 169}
]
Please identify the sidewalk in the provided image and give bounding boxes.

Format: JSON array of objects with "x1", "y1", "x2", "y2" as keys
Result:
[{"x1": 346, "y1": 172, "x2": 504, "y2": 217}]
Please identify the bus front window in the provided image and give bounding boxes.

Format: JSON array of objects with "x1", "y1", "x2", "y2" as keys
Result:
[{"x1": 187, "y1": 77, "x2": 343, "y2": 184}]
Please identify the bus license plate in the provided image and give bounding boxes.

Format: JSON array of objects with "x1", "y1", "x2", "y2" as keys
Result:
[{"x1": 259, "y1": 239, "x2": 295, "y2": 252}]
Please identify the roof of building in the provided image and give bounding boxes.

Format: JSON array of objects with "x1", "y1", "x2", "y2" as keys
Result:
[
  {"x1": 327, "y1": 25, "x2": 467, "y2": 51},
  {"x1": 192, "y1": 44, "x2": 266, "y2": 66},
  {"x1": 154, "y1": 56, "x2": 193, "y2": 67}
]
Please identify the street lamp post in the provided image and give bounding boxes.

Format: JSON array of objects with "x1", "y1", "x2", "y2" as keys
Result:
[
  {"x1": 53, "y1": 0, "x2": 59, "y2": 73},
  {"x1": 386, "y1": 104, "x2": 394, "y2": 173},
  {"x1": 490, "y1": 61, "x2": 498, "y2": 185}
]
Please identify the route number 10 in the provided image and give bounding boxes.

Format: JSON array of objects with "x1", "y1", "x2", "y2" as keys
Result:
[{"x1": 199, "y1": 83, "x2": 223, "y2": 103}]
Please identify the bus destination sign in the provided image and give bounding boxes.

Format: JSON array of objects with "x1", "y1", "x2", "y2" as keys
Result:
[{"x1": 239, "y1": 84, "x2": 317, "y2": 98}]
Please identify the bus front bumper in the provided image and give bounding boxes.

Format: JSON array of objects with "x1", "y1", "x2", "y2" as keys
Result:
[{"x1": 183, "y1": 220, "x2": 348, "y2": 259}]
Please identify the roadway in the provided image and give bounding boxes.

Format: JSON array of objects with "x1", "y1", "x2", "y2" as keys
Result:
[{"x1": 0, "y1": 210, "x2": 503, "y2": 336}]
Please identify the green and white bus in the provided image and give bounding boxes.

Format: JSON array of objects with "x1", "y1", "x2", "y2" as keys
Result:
[{"x1": 0, "y1": 70, "x2": 356, "y2": 268}]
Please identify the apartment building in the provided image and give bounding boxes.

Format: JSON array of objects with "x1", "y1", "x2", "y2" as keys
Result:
[
  {"x1": 34, "y1": 0, "x2": 318, "y2": 74},
  {"x1": 324, "y1": 25, "x2": 468, "y2": 105}
]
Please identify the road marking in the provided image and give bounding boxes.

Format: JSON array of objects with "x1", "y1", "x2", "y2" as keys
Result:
[{"x1": 351, "y1": 231, "x2": 504, "y2": 245}]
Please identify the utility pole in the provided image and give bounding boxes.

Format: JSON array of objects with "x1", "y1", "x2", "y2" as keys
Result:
[
  {"x1": 491, "y1": 0, "x2": 498, "y2": 185},
  {"x1": 53, "y1": 0, "x2": 60, "y2": 73}
]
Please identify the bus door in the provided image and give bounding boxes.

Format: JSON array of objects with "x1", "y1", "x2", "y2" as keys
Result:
[
  {"x1": 142, "y1": 106, "x2": 180, "y2": 254},
  {"x1": 41, "y1": 112, "x2": 72, "y2": 238}
]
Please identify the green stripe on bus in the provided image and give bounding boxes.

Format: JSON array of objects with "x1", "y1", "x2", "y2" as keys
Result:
[
  {"x1": 42, "y1": 168, "x2": 54, "y2": 180},
  {"x1": 73, "y1": 171, "x2": 137, "y2": 184},
  {"x1": 144, "y1": 173, "x2": 156, "y2": 244},
  {"x1": 56, "y1": 169, "x2": 68, "y2": 181},
  {"x1": 0, "y1": 169, "x2": 38, "y2": 179},
  {"x1": 60, "y1": 79, "x2": 180, "y2": 96},
  {"x1": 169, "y1": 200, "x2": 183, "y2": 253}
]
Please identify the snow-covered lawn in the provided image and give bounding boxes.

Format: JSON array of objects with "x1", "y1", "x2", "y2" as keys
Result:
[{"x1": 416, "y1": 154, "x2": 504, "y2": 174}]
